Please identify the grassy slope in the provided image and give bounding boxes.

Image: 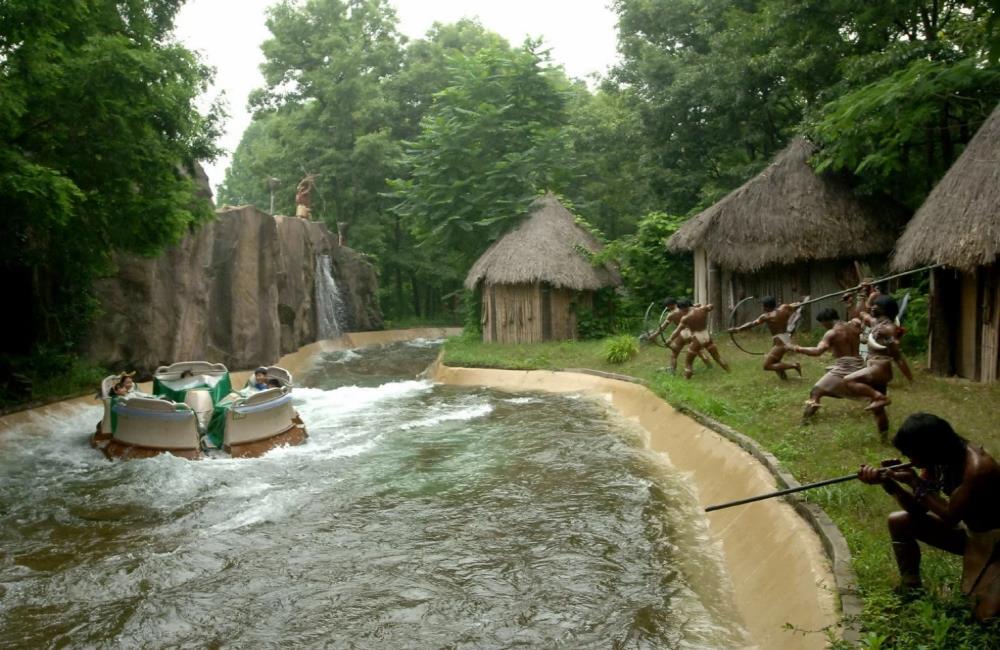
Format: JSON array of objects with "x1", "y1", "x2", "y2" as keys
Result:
[{"x1": 443, "y1": 331, "x2": 1000, "y2": 647}]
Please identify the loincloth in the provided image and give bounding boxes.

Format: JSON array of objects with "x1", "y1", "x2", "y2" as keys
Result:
[
  {"x1": 692, "y1": 330, "x2": 711, "y2": 345},
  {"x1": 815, "y1": 356, "x2": 865, "y2": 398},
  {"x1": 772, "y1": 332, "x2": 792, "y2": 348},
  {"x1": 963, "y1": 528, "x2": 1000, "y2": 604}
]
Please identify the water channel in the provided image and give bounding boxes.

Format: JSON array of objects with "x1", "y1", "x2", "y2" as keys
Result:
[{"x1": 0, "y1": 339, "x2": 747, "y2": 648}]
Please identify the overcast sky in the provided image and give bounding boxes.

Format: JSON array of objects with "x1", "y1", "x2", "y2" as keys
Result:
[{"x1": 174, "y1": 0, "x2": 621, "y2": 192}]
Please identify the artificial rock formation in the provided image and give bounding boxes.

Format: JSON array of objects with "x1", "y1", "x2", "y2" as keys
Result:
[{"x1": 86, "y1": 205, "x2": 382, "y2": 374}]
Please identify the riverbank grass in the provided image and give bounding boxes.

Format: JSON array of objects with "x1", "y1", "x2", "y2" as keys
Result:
[{"x1": 443, "y1": 330, "x2": 1000, "y2": 648}]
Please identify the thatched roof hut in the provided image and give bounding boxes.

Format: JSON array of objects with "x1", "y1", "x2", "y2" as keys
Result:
[
  {"x1": 667, "y1": 137, "x2": 905, "y2": 330},
  {"x1": 465, "y1": 193, "x2": 621, "y2": 343},
  {"x1": 465, "y1": 193, "x2": 620, "y2": 291},
  {"x1": 667, "y1": 137, "x2": 902, "y2": 272},
  {"x1": 891, "y1": 102, "x2": 1000, "y2": 381},
  {"x1": 892, "y1": 103, "x2": 1000, "y2": 273}
]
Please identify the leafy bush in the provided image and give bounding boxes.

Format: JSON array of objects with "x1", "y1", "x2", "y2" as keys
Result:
[
  {"x1": 595, "y1": 211, "x2": 694, "y2": 314},
  {"x1": 894, "y1": 279, "x2": 929, "y2": 357},
  {"x1": 575, "y1": 287, "x2": 625, "y2": 340},
  {"x1": 602, "y1": 334, "x2": 638, "y2": 364}
]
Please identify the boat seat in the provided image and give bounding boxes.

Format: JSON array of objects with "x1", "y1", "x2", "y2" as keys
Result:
[
  {"x1": 238, "y1": 387, "x2": 287, "y2": 407},
  {"x1": 154, "y1": 361, "x2": 228, "y2": 380},
  {"x1": 111, "y1": 396, "x2": 199, "y2": 452},
  {"x1": 122, "y1": 396, "x2": 189, "y2": 412},
  {"x1": 100, "y1": 374, "x2": 119, "y2": 398},
  {"x1": 264, "y1": 366, "x2": 293, "y2": 386}
]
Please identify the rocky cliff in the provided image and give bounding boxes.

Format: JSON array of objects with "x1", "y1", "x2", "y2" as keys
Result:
[{"x1": 85, "y1": 205, "x2": 382, "y2": 373}]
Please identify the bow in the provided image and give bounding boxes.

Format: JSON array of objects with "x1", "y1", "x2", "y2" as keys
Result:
[
  {"x1": 728, "y1": 296, "x2": 766, "y2": 356},
  {"x1": 640, "y1": 302, "x2": 671, "y2": 348}
]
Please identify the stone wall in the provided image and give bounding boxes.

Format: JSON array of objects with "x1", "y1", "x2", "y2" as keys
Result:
[{"x1": 85, "y1": 205, "x2": 382, "y2": 374}]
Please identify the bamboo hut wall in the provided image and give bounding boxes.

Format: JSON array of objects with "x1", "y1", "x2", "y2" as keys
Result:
[
  {"x1": 482, "y1": 283, "x2": 540, "y2": 343},
  {"x1": 549, "y1": 287, "x2": 584, "y2": 341},
  {"x1": 722, "y1": 261, "x2": 856, "y2": 332},
  {"x1": 982, "y1": 266, "x2": 999, "y2": 383},
  {"x1": 481, "y1": 282, "x2": 588, "y2": 343},
  {"x1": 925, "y1": 267, "x2": 999, "y2": 383},
  {"x1": 957, "y1": 272, "x2": 980, "y2": 379}
]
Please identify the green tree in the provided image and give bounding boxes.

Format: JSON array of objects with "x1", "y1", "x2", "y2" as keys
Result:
[
  {"x1": 388, "y1": 43, "x2": 571, "y2": 262},
  {"x1": 561, "y1": 86, "x2": 659, "y2": 239},
  {"x1": 0, "y1": 0, "x2": 221, "y2": 354},
  {"x1": 218, "y1": 6, "x2": 511, "y2": 320},
  {"x1": 596, "y1": 211, "x2": 694, "y2": 314},
  {"x1": 611, "y1": 0, "x2": 1000, "y2": 214}
]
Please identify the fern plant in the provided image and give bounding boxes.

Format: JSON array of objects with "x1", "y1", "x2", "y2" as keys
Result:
[{"x1": 603, "y1": 334, "x2": 639, "y2": 364}]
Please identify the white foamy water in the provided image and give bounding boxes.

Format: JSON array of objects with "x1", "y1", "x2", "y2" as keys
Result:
[{"x1": 0, "y1": 342, "x2": 748, "y2": 648}]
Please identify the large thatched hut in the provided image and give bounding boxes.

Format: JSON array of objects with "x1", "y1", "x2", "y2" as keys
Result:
[
  {"x1": 892, "y1": 102, "x2": 1000, "y2": 382},
  {"x1": 464, "y1": 194, "x2": 621, "y2": 343},
  {"x1": 667, "y1": 137, "x2": 905, "y2": 331}
]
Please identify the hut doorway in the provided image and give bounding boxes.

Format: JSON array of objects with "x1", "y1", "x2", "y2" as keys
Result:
[{"x1": 934, "y1": 267, "x2": 1000, "y2": 382}]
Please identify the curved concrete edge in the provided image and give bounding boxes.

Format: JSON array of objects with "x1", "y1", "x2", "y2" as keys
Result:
[
  {"x1": 431, "y1": 359, "x2": 843, "y2": 650},
  {"x1": 681, "y1": 409, "x2": 862, "y2": 645}
]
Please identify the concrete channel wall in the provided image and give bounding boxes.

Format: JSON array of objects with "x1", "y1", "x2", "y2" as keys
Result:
[{"x1": 431, "y1": 363, "x2": 841, "y2": 650}]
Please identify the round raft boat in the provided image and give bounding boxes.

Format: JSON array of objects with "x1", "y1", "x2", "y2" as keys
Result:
[{"x1": 92, "y1": 362, "x2": 307, "y2": 460}]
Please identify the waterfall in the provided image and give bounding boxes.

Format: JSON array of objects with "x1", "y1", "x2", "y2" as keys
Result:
[{"x1": 315, "y1": 254, "x2": 346, "y2": 339}]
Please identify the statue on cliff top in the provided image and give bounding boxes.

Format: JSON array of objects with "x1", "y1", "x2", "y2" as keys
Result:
[{"x1": 295, "y1": 174, "x2": 318, "y2": 219}]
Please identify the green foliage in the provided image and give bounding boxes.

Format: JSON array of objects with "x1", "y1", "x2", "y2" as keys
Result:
[
  {"x1": 0, "y1": 346, "x2": 107, "y2": 407},
  {"x1": 895, "y1": 279, "x2": 931, "y2": 357},
  {"x1": 809, "y1": 57, "x2": 1000, "y2": 208},
  {"x1": 462, "y1": 289, "x2": 482, "y2": 335},
  {"x1": 602, "y1": 334, "x2": 639, "y2": 364},
  {"x1": 612, "y1": 0, "x2": 1000, "y2": 214},
  {"x1": 219, "y1": 7, "x2": 515, "y2": 320},
  {"x1": 575, "y1": 287, "x2": 625, "y2": 340},
  {"x1": 597, "y1": 211, "x2": 694, "y2": 316},
  {"x1": 0, "y1": 0, "x2": 220, "y2": 352},
  {"x1": 388, "y1": 42, "x2": 571, "y2": 266}
]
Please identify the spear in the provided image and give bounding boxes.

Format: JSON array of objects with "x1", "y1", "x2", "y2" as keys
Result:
[
  {"x1": 794, "y1": 264, "x2": 941, "y2": 309},
  {"x1": 704, "y1": 462, "x2": 913, "y2": 512}
]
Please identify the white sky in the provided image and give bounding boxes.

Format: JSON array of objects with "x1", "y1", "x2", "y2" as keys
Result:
[{"x1": 174, "y1": 0, "x2": 621, "y2": 192}]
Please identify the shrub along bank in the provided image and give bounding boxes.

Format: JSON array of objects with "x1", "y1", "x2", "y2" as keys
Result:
[{"x1": 442, "y1": 331, "x2": 1000, "y2": 648}]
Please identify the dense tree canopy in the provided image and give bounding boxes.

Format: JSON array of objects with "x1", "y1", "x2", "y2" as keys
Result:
[
  {"x1": 223, "y1": 0, "x2": 998, "y2": 324},
  {"x1": 0, "y1": 0, "x2": 221, "y2": 353}
]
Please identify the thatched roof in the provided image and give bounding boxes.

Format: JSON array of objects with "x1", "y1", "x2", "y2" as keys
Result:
[
  {"x1": 666, "y1": 137, "x2": 905, "y2": 273},
  {"x1": 892, "y1": 102, "x2": 1000, "y2": 272},
  {"x1": 464, "y1": 193, "x2": 622, "y2": 291}
]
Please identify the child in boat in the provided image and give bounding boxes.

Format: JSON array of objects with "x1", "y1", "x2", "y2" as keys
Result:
[{"x1": 251, "y1": 367, "x2": 269, "y2": 391}]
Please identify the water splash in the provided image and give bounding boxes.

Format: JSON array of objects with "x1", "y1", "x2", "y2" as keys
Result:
[{"x1": 315, "y1": 254, "x2": 345, "y2": 339}]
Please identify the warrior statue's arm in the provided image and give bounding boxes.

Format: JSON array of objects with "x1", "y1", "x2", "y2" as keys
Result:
[
  {"x1": 793, "y1": 332, "x2": 832, "y2": 357},
  {"x1": 728, "y1": 314, "x2": 766, "y2": 334}
]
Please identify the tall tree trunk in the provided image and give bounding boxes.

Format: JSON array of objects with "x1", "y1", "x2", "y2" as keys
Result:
[{"x1": 410, "y1": 274, "x2": 421, "y2": 317}]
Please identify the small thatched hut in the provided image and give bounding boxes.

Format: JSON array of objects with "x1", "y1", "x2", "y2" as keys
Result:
[
  {"x1": 464, "y1": 194, "x2": 621, "y2": 343},
  {"x1": 892, "y1": 102, "x2": 1000, "y2": 382},
  {"x1": 667, "y1": 137, "x2": 905, "y2": 331}
]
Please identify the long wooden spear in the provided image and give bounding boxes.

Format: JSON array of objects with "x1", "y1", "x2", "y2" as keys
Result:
[
  {"x1": 793, "y1": 264, "x2": 940, "y2": 309},
  {"x1": 704, "y1": 462, "x2": 913, "y2": 512}
]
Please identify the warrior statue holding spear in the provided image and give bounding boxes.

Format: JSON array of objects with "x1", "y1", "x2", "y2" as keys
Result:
[
  {"x1": 793, "y1": 307, "x2": 865, "y2": 420},
  {"x1": 728, "y1": 296, "x2": 805, "y2": 380},
  {"x1": 843, "y1": 294, "x2": 914, "y2": 437},
  {"x1": 295, "y1": 173, "x2": 319, "y2": 220}
]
